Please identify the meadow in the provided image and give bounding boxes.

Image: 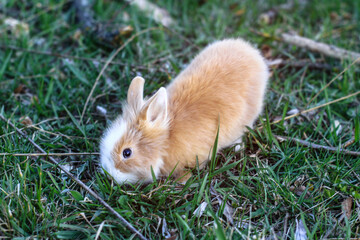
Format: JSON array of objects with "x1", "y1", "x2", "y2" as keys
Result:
[{"x1": 0, "y1": 0, "x2": 359, "y2": 239}]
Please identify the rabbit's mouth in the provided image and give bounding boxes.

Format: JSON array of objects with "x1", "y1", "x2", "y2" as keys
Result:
[{"x1": 101, "y1": 156, "x2": 140, "y2": 184}]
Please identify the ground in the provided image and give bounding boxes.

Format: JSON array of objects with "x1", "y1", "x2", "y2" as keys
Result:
[{"x1": 0, "y1": 0, "x2": 359, "y2": 239}]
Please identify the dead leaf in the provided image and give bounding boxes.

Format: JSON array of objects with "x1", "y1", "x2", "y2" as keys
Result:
[
  {"x1": 294, "y1": 175, "x2": 306, "y2": 187},
  {"x1": 96, "y1": 106, "x2": 107, "y2": 117},
  {"x1": 193, "y1": 202, "x2": 208, "y2": 218},
  {"x1": 295, "y1": 219, "x2": 307, "y2": 240},
  {"x1": 19, "y1": 116, "x2": 33, "y2": 126},
  {"x1": 14, "y1": 84, "x2": 27, "y2": 94},
  {"x1": 162, "y1": 218, "x2": 171, "y2": 238},
  {"x1": 341, "y1": 197, "x2": 353, "y2": 219},
  {"x1": 60, "y1": 164, "x2": 73, "y2": 177},
  {"x1": 119, "y1": 25, "x2": 133, "y2": 36},
  {"x1": 165, "y1": 230, "x2": 178, "y2": 240},
  {"x1": 290, "y1": 186, "x2": 311, "y2": 198},
  {"x1": 234, "y1": 9, "x2": 245, "y2": 16},
  {"x1": 261, "y1": 44, "x2": 273, "y2": 59}
]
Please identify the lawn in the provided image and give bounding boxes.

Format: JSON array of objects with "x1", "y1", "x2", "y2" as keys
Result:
[{"x1": 0, "y1": 0, "x2": 359, "y2": 239}]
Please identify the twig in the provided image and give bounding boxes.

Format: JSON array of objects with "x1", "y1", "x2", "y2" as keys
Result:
[
  {"x1": 306, "y1": 56, "x2": 360, "y2": 107},
  {"x1": 0, "y1": 114, "x2": 148, "y2": 240},
  {"x1": 271, "y1": 90, "x2": 360, "y2": 125},
  {"x1": 0, "y1": 152, "x2": 99, "y2": 157},
  {"x1": 80, "y1": 27, "x2": 160, "y2": 123},
  {"x1": 274, "y1": 135, "x2": 360, "y2": 156},
  {"x1": 281, "y1": 33, "x2": 360, "y2": 62}
]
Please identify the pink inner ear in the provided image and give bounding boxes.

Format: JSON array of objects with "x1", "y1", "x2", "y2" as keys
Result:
[
  {"x1": 150, "y1": 115, "x2": 158, "y2": 122},
  {"x1": 146, "y1": 87, "x2": 168, "y2": 123}
]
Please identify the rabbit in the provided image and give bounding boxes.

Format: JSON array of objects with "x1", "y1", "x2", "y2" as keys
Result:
[{"x1": 100, "y1": 38, "x2": 269, "y2": 184}]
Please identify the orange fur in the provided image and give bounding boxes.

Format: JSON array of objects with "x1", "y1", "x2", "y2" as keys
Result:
[
  {"x1": 100, "y1": 38, "x2": 269, "y2": 183},
  {"x1": 164, "y1": 39, "x2": 268, "y2": 175}
]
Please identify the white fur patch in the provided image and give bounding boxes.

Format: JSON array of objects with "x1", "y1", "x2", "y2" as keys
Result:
[
  {"x1": 100, "y1": 118, "x2": 138, "y2": 183},
  {"x1": 100, "y1": 118, "x2": 165, "y2": 183},
  {"x1": 102, "y1": 159, "x2": 139, "y2": 184},
  {"x1": 100, "y1": 117, "x2": 127, "y2": 161},
  {"x1": 146, "y1": 87, "x2": 168, "y2": 127}
]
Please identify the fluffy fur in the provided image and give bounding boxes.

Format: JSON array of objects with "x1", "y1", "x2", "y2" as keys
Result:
[{"x1": 100, "y1": 38, "x2": 269, "y2": 183}]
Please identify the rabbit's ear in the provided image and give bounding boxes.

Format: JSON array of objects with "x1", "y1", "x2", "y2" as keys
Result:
[
  {"x1": 141, "y1": 87, "x2": 168, "y2": 125},
  {"x1": 127, "y1": 76, "x2": 145, "y2": 110}
]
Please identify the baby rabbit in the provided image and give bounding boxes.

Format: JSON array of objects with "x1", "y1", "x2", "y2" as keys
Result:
[{"x1": 100, "y1": 38, "x2": 269, "y2": 184}]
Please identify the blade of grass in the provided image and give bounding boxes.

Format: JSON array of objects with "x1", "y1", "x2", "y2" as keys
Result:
[
  {"x1": 197, "y1": 173, "x2": 208, "y2": 204},
  {"x1": 355, "y1": 115, "x2": 359, "y2": 142},
  {"x1": 64, "y1": 106, "x2": 86, "y2": 138},
  {"x1": 0, "y1": 51, "x2": 12, "y2": 81},
  {"x1": 209, "y1": 122, "x2": 220, "y2": 177},
  {"x1": 205, "y1": 192, "x2": 226, "y2": 240}
]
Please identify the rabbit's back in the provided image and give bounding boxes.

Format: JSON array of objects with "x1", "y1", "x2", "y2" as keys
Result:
[{"x1": 164, "y1": 39, "x2": 268, "y2": 172}]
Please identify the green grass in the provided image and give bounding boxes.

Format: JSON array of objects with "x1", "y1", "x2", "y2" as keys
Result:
[{"x1": 1, "y1": 0, "x2": 359, "y2": 239}]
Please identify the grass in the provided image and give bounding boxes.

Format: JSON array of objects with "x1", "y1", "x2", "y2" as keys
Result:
[{"x1": 0, "y1": 0, "x2": 359, "y2": 239}]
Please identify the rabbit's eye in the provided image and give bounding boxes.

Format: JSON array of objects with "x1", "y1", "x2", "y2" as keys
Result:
[{"x1": 122, "y1": 148, "x2": 132, "y2": 159}]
